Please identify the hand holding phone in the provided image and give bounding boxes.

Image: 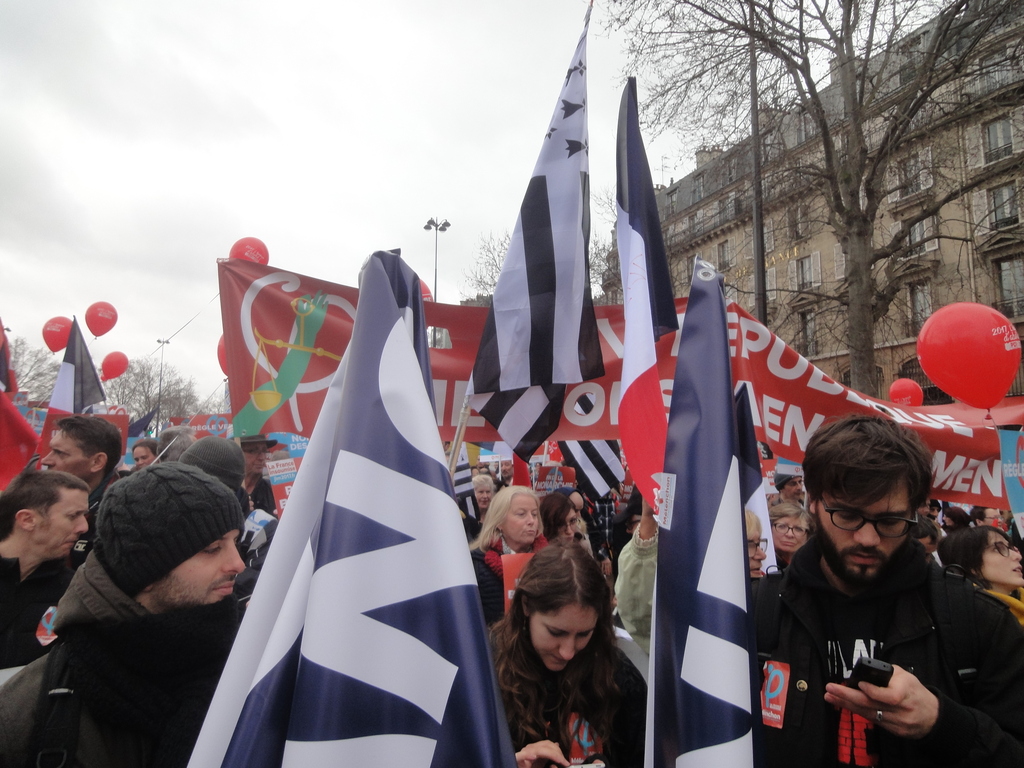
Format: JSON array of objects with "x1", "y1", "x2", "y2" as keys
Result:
[{"x1": 845, "y1": 657, "x2": 893, "y2": 688}]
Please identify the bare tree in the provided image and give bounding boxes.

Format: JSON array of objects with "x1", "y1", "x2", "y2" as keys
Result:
[
  {"x1": 103, "y1": 356, "x2": 200, "y2": 422},
  {"x1": 8, "y1": 337, "x2": 60, "y2": 402},
  {"x1": 460, "y1": 231, "x2": 511, "y2": 304},
  {"x1": 610, "y1": 0, "x2": 1023, "y2": 395},
  {"x1": 462, "y1": 230, "x2": 621, "y2": 304}
]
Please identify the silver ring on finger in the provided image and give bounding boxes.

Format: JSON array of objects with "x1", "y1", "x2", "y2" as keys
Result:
[{"x1": 875, "y1": 710, "x2": 884, "y2": 723}]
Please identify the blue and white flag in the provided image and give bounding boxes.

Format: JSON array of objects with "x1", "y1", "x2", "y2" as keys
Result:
[
  {"x1": 470, "y1": 6, "x2": 603, "y2": 461},
  {"x1": 128, "y1": 407, "x2": 158, "y2": 438},
  {"x1": 189, "y1": 251, "x2": 516, "y2": 768},
  {"x1": 648, "y1": 258, "x2": 763, "y2": 767}
]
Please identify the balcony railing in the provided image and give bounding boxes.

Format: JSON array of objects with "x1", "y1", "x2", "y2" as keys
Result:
[
  {"x1": 995, "y1": 297, "x2": 1024, "y2": 319},
  {"x1": 985, "y1": 144, "x2": 1013, "y2": 164},
  {"x1": 666, "y1": 198, "x2": 751, "y2": 247}
]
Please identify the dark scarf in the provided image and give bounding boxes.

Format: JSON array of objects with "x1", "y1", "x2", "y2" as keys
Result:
[
  {"x1": 62, "y1": 597, "x2": 239, "y2": 768},
  {"x1": 483, "y1": 534, "x2": 549, "y2": 580}
]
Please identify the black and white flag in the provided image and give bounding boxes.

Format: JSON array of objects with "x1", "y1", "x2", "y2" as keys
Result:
[
  {"x1": 557, "y1": 393, "x2": 625, "y2": 501},
  {"x1": 470, "y1": 6, "x2": 603, "y2": 461},
  {"x1": 452, "y1": 445, "x2": 477, "y2": 517},
  {"x1": 559, "y1": 438, "x2": 625, "y2": 501}
]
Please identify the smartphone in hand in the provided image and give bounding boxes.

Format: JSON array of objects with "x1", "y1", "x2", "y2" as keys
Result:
[{"x1": 845, "y1": 657, "x2": 893, "y2": 688}]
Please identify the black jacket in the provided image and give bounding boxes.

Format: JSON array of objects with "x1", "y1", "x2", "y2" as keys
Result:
[
  {"x1": 471, "y1": 549, "x2": 504, "y2": 626},
  {"x1": 758, "y1": 539, "x2": 1024, "y2": 767},
  {"x1": 247, "y1": 476, "x2": 277, "y2": 517},
  {"x1": 0, "y1": 557, "x2": 73, "y2": 669}
]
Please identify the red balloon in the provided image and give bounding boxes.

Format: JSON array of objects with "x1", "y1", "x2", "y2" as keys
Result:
[
  {"x1": 889, "y1": 378, "x2": 924, "y2": 407},
  {"x1": 217, "y1": 335, "x2": 229, "y2": 376},
  {"x1": 229, "y1": 237, "x2": 269, "y2": 265},
  {"x1": 420, "y1": 280, "x2": 433, "y2": 302},
  {"x1": 101, "y1": 351, "x2": 129, "y2": 381},
  {"x1": 42, "y1": 316, "x2": 72, "y2": 353},
  {"x1": 85, "y1": 301, "x2": 118, "y2": 337},
  {"x1": 917, "y1": 302, "x2": 1022, "y2": 409}
]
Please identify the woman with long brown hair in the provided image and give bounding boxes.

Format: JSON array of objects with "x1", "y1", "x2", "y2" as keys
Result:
[{"x1": 491, "y1": 543, "x2": 646, "y2": 767}]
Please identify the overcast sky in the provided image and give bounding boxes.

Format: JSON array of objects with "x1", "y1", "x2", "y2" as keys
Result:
[{"x1": 0, "y1": 0, "x2": 685, "y2": 408}]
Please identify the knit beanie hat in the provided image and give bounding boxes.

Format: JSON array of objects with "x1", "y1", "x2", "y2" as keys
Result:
[
  {"x1": 95, "y1": 462, "x2": 245, "y2": 597},
  {"x1": 180, "y1": 436, "x2": 246, "y2": 491},
  {"x1": 774, "y1": 467, "x2": 803, "y2": 491}
]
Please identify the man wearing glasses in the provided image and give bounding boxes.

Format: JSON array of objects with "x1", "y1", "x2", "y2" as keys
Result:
[
  {"x1": 239, "y1": 435, "x2": 278, "y2": 517},
  {"x1": 758, "y1": 414, "x2": 1024, "y2": 767}
]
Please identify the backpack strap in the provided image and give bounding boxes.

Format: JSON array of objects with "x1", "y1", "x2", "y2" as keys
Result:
[
  {"x1": 27, "y1": 640, "x2": 81, "y2": 768},
  {"x1": 929, "y1": 567, "x2": 980, "y2": 700},
  {"x1": 755, "y1": 571, "x2": 786, "y2": 663}
]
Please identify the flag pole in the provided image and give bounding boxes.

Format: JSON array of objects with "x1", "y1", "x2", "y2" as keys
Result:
[{"x1": 447, "y1": 393, "x2": 472, "y2": 476}]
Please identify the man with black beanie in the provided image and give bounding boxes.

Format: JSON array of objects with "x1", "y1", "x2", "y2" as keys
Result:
[{"x1": 0, "y1": 462, "x2": 245, "y2": 768}]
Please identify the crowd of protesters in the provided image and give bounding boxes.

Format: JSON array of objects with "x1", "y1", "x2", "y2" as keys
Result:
[{"x1": 3, "y1": 413, "x2": 1024, "y2": 766}]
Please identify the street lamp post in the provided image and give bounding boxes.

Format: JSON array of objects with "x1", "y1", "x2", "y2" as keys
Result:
[
  {"x1": 155, "y1": 338, "x2": 169, "y2": 435},
  {"x1": 423, "y1": 217, "x2": 450, "y2": 347}
]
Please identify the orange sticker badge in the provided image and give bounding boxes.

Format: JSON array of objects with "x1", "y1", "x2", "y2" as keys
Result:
[{"x1": 761, "y1": 660, "x2": 790, "y2": 729}]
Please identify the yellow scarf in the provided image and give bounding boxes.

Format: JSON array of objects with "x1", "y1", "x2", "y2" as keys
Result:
[{"x1": 985, "y1": 588, "x2": 1024, "y2": 627}]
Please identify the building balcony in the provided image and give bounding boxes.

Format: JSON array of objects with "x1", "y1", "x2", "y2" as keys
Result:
[
  {"x1": 665, "y1": 198, "x2": 751, "y2": 249},
  {"x1": 995, "y1": 297, "x2": 1024, "y2": 319},
  {"x1": 985, "y1": 144, "x2": 1013, "y2": 164}
]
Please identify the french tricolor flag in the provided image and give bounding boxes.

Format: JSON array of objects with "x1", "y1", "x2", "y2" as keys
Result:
[{"x1": 614, "y1": 77, "x2": 679, "y2": 504}]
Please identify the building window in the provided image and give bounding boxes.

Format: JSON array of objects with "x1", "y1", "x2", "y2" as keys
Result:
[
  {"x1": 889, "y1": 148, "x2": 933, "y2": 202},
  {"x1": 906, "y1": 216, "x2": 938, "y2": 256},
  {"x1": 789, "y1": 203, "x2": 808, "y2": 240},
  {"x1": 979, "y1": 50, "x2": 1014, "y2": 95},
  {"x1": 797, "y1": 311, "x2": 817, "y2": 357},
  {"x1": 789, "y1": 251, "x2": 821, "y2": 292},
  {"x1": 796, "y1": 255, "x2": 814, "y2": 290},
  {"x1": 909, "y1": 282, "x2": 932, "y2": 334},
  {"x1": 718, "y1": 239, "x2": 733, "y2": 270},
  {"x1": 985, "y1": 118, "x2": 1013, "y2": 164},
  {"x1": 795, "y1": 111, "x2": 809, "y2": 144},
  {"x1": 900, "y1": 155, "x2": 920, "y2": 196},
  {"x1": 667, "y1": 190, "x2": 677, "y2": 214},
  {"x1": 898, "y1": 61, "x2": 917, "y2": 87},
  {"x1": 762, "y1": 131, "x2": 780, "y2": 164},
  {"x1": 997, "y1": 256, "x2": 1024, "y2": 318},
  {"x1": 992, "y1": 184, "x2": 1020, "y2": 229},
  {"x1": 692, "y1": 174, "x2": 705, "y2": 204},
  {"x1": 725, "y1": 156, "x2": 737, "y2": 183}
]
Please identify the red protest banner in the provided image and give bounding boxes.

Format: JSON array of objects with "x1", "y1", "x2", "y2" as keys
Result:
[{"x1": 219, "y1": 260, "x2": 1024, "y2": 507}]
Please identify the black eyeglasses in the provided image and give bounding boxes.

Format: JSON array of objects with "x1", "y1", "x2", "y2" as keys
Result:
[
  {"x1": 773, "y1": 523, "x2": 809, "y2": 537},
  {"x1": 823, "y1": 506, "x2": 917, "y2": 538},
  {"x1": 747, "y1": 538, "x2": 768, "y2": 553},
  {"x1": 987, "y1": 540, "x2": 1019, "y2": 558}
]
